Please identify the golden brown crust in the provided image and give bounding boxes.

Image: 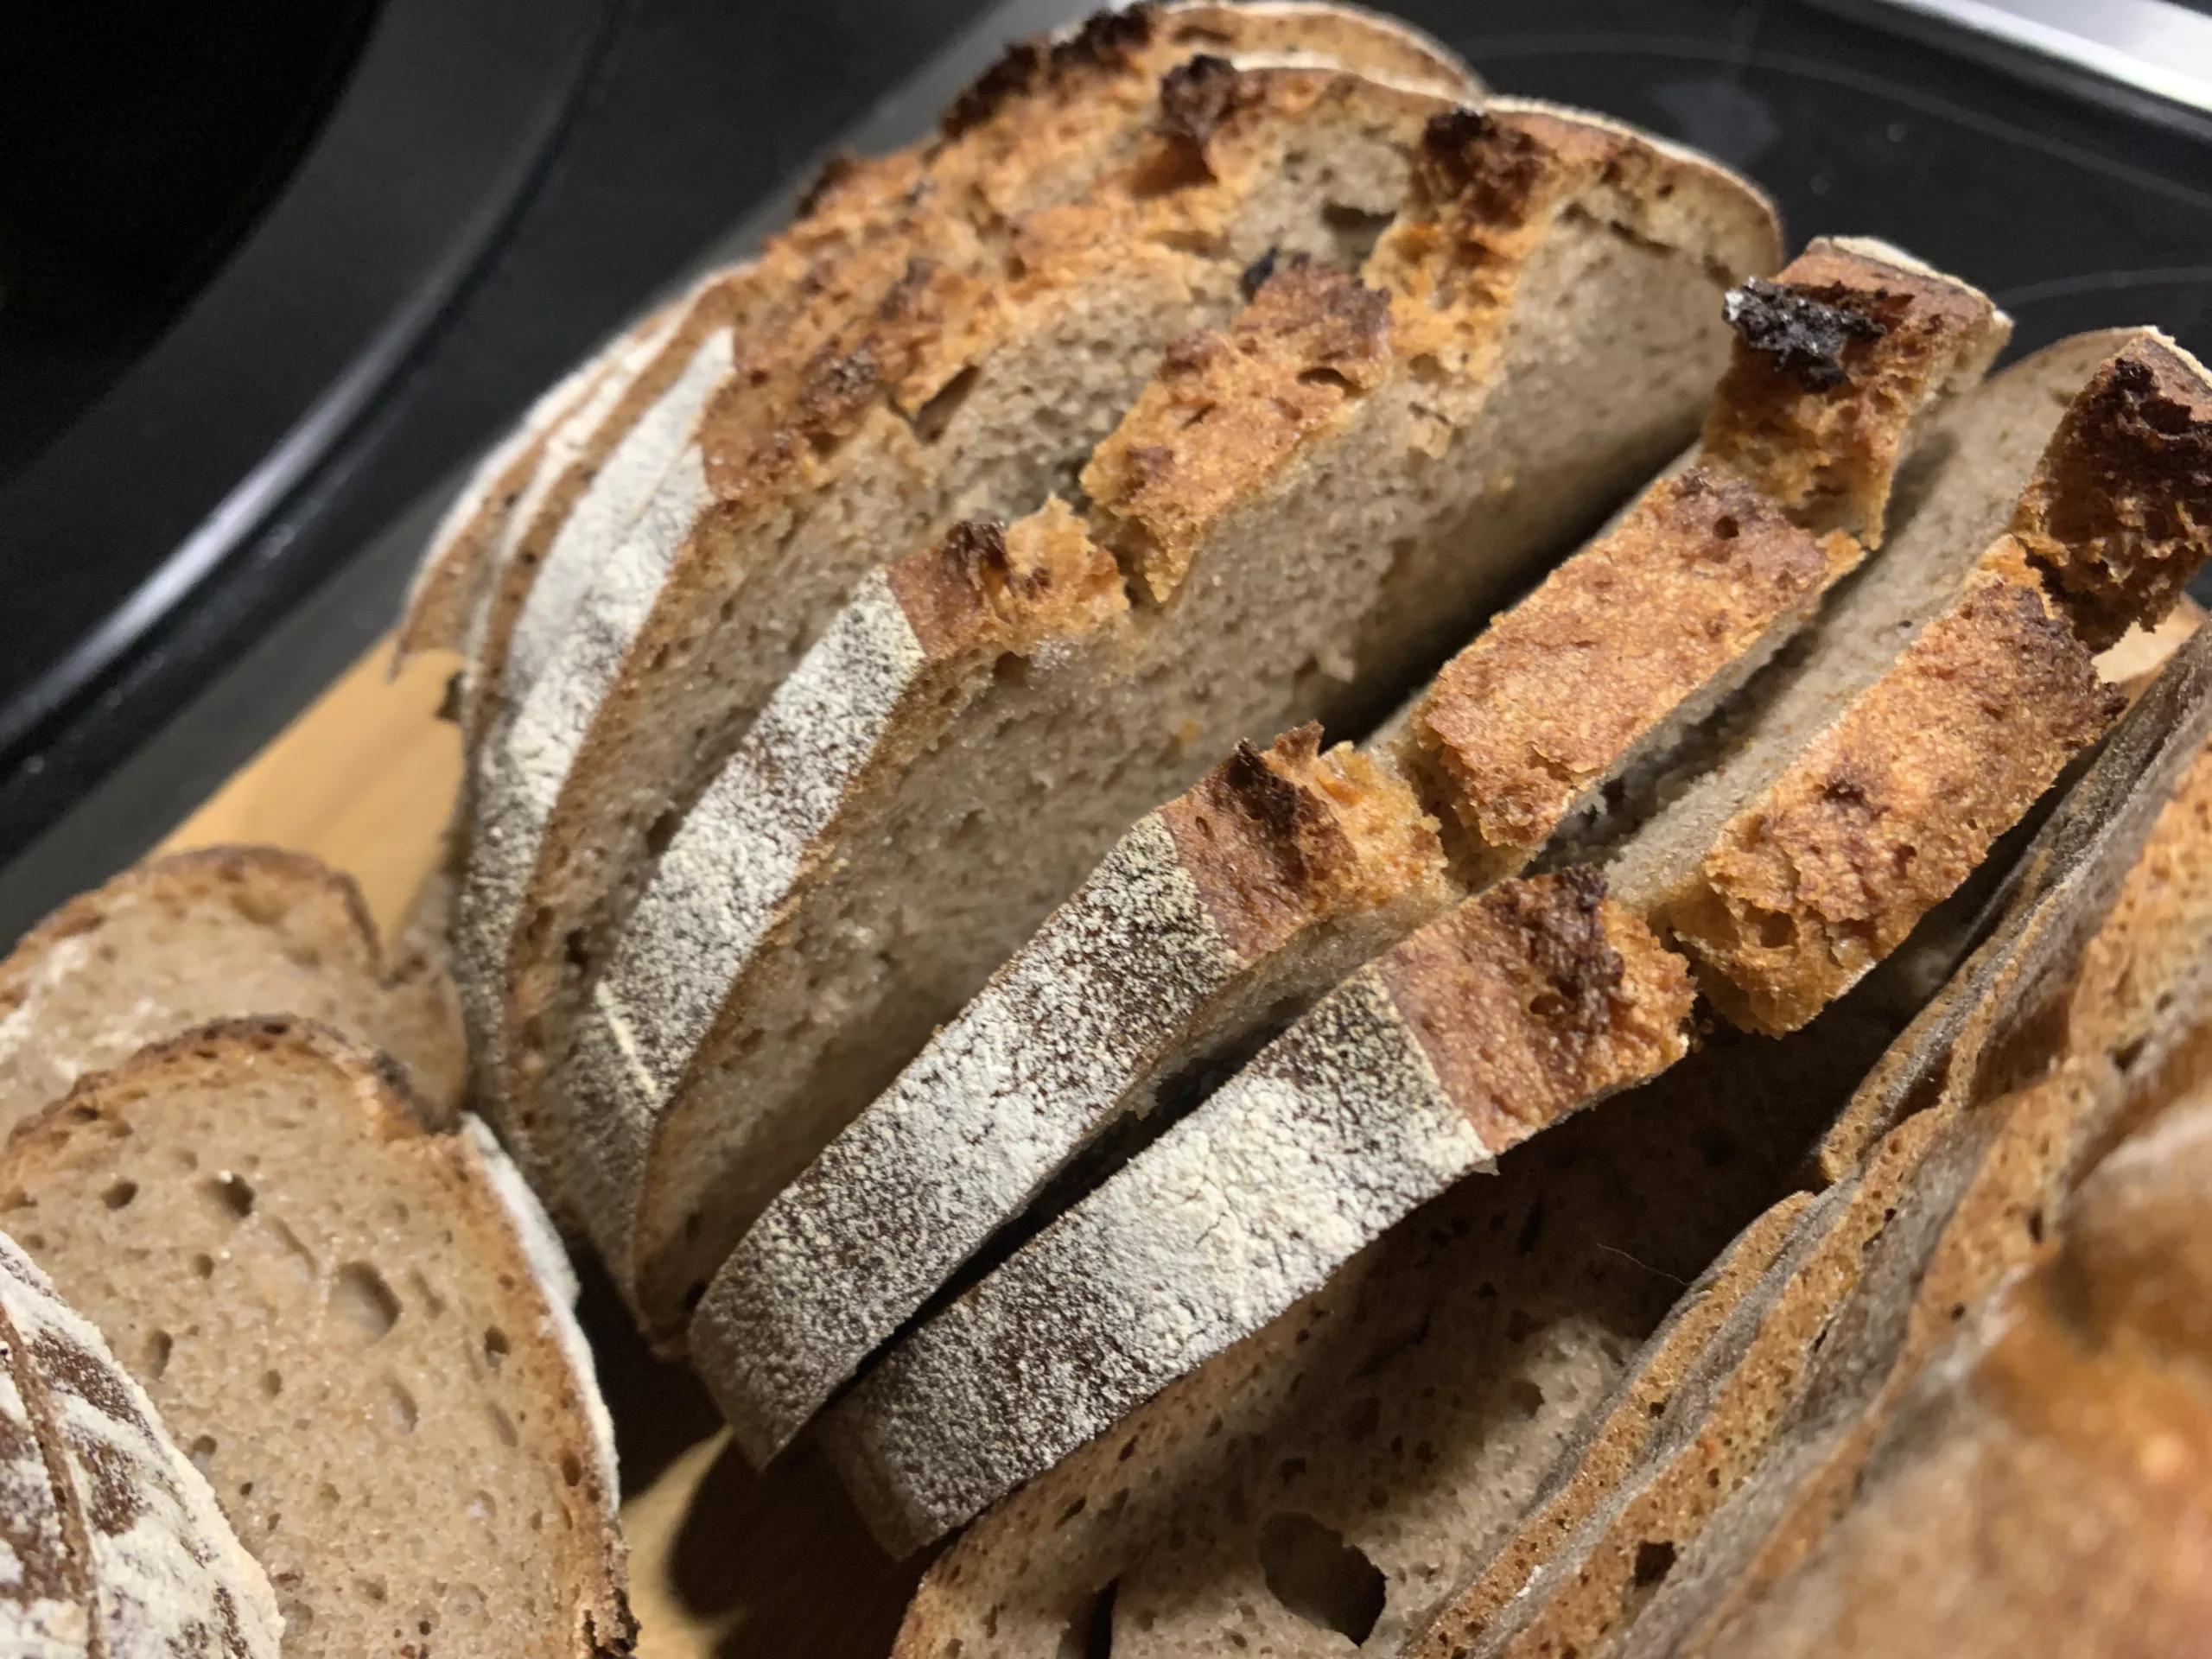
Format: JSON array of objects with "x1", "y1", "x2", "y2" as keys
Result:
[
  {"x1": 883, "y1": 498, "x2": 1127, "y2": 661},
  {"x1": 1669, "y1": 540, "x2": 2124, "y2": 1035},
  {"x1": 2012, "y1": 332, "x2": 2212, "y2": 651},
  {"x1": 1409, "y1": 468, "x2": 1857, "y2": 873},
  {"x1": 1699, "y1": 238, "x2": 2009, "y2": 543},
  {"x1": 1374, "y1": 868, "x2": 1694, "y2": 1147},
  {"x1": 1082, "y1": 257, "x2": 1393, "y2": 599},
  {"x1": 1404, "y1": 1190, "x2": 1814, "y2": 1659},
  {"x1": 1158, "y1": 724, "x2": 1442, "y2": 961}
]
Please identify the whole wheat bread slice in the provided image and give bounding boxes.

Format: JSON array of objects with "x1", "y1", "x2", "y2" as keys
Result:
[
  {"x1": 0, "y1": 848, "x2": 466, "y2": 1135},
  {"x1": 0, "y1": 1019, "x2": 629, "y2": 1659},
  {"x1": 563, "y1": 100, "x2": 1777, "y2": 1338},
  {"x1": 458, "y1": 4, "x2": 1491, "y2": 1205},
  {"x1": 880, "y1": 976, "x2": 1925, "y2": 1657},
  {"x1": 817, "y1": 326, "x2": 2212, "y2": 1552},
  {"x1": 1688, "y1": 1077, "x2": 2212, "y2": 1658},
  {"x1": 690, "y1": 238, "x2": 2001, "y2": 1462},
  {"x1": 0, "y1": 1229, "x2": 282, "y2": 1658}
]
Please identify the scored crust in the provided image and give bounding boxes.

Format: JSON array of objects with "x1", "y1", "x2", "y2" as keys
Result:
[
  {"x1": 0, "y1": 846, "x2": 466, "y2": 1135},
  {"x1": 0, "y1": 1019, "x2": 632, "y2": 1659},
  {"x1": 0, "y1": 1230, "x2": 283, "y2": 1659}
]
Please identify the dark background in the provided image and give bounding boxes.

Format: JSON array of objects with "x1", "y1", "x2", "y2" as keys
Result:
[{"x1": 2, "y1": 0, "x2": 2209, "y2": 937}]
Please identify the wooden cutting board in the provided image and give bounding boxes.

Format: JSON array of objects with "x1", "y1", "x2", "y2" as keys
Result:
[{"x1": 156, "y1": 637, "x2": 932, "y2": 1659}]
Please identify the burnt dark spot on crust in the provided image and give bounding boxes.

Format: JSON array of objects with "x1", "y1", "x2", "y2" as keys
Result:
[
  {"x1": 1220, "y1": 739, "x2": 1319, "y2": 870},
  {"x1": 1723, "y1": 277, "x2": 1889, "y2": 393},
  {"x1": 940, "y1": 5, "x2": 1155, "y2": 138},
  {"x1": 1493, "y1": 866, "x2": 1625, "y2": 1028},
  {"x1": 1158, "y1": 54, "x2": 1243, "y2": 148},
  {"x1": 944, "y1": 518, "x2": 1013, "y2": 591},
  {"x1": 1241, "y1": 246, "x2": 1281, "y2": 302},
  {"x1": 1413, "y1": 107, "x2": 1551, "y2": 226},
  {"x1": 795, "y1": 150, "x2": 862, "y2": 220}
]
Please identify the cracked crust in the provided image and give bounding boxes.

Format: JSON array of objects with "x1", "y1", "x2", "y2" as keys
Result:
[{"x1": 0, "y1": 1018, "x2": 632, "y2": 1659}]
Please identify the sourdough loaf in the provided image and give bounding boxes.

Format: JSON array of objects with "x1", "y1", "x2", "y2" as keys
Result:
[
  {"x1": 881, "y1": 978, "x2": 1919, "y2": 1656},
  {"x1": 1690, "y1": 1081, "x2": 2212, "y2": 1658},
  {"x1": 692, "y1": 238, "x2": 2000, "y2": 1462},
  {"x1": 460, "y1": 4, "x2": 1491, "y2": 1209},
  {"x1": 0, "y1": 848, "x2": 465, "y2": 1135},
  {"x1": 818, "y1": 325, "x2": 2212, "y2": 1552},
  {"x1": 0, "y1": 1230, "x2": 282, "y2": 1659},
  {"x1": 0, "y1": 1020, "x2": 629, "y2": 1658},
  {"x1": 565, "y1": 99, "x2": 1777, "y2": 1338}
]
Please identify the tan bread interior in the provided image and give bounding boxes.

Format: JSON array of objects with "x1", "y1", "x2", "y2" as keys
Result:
[{"x1": 634, "y1": 214, "x2": 1729, "y2": 1319}]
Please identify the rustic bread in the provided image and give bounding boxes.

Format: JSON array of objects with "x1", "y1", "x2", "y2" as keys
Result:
[
  {"x1": 0, "y1": 1229, "x2": 282, "y2": 1658},
  {"x1": 563, "y1": 100, "x2": 1776, "y2": 1338},
  {"x1": 459, "y1": 5, "x2": 1491, "y2": 1206},
  {"x1": 0, "y1": 1020, "x2": 628, "y2": 1658},
  {"x1": 1690, "y1": 1081, "x2": 2212, "y2": 1658},
  {"x1": 814, "y1": 323, "x2": 2212, "y2": 1552},
  {"x1": 1605, "y1": 697, "x2": 2212, "y2": 1659},
  {"x1": 0, "y1": 848, "x2": 466, "y2": 1135},
  {"x1": 880, "y1": 978, "x2": 1920, "y2": 1656},
  {"x1": 691, "y1": 238, "x2": 1999, "y2": 1462},
  {"x1": 1608, "y1": 331, "x2": 2212, "y2": 1033}
]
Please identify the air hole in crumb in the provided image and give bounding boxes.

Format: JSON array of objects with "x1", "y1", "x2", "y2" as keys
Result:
[
  {"x1": 1632, "y1": 1539, "x2": 1677, "y2": 1588},
  {"x1": 1258, "y1": 1513, "x2": 1384, "y2": 1643},
  {"x1": 912, "y1": 365, "x2": 980, "y2": 442},
  {"x1": 1060, "y1": 1580, "x2": 1116, "y2": 1659},
  {"x1": 644, "y1": 809, "x2": 681, "y2": 859},
  {"x1": 386, "y1": 1381, "x2": 418, "y2": 1433},
  {"x1": 188, "y1": 1435, "x2": 217, "y2": 1474},
  {"x1": 1510, "y1": 1379, "x2": 1545, "y2": 1418},
  {"x1": 1749, "y1": 907, "x2": 1796, "y2": 950},
  {"x1": 190, "y1": 1253, "x2": 215, "y2": 1281},
  {"x1": 490, "y1": 1406, "x2": 519, "y2": 1449},
  {"x1": 1342, "y1": 1395, "x2": 1381, "y2": 1444},
  {"x1": 561, "y1": 1452, "x2": 583, "y2": 1488},
  {"x1": 333, "y1": 1263, "x2": 401, "y2": 1341},
  {"x1": 1295, "y1": 365, "x2": 1356, "y2": 393},
  {"x1": 483, "y1": 1327, "x2": 510, "y2": 1371},
  {"x1": 357, "y1": 1578, "x2": 387, "y2": 1605},
  {"x1": 1057, "y1": 1495, "x2": 1086, "y2": 1528},
  {"x1": 2027, "y1": 1210, "x2": 2045, "y2": 1243},
  {"x1": 262, "y1": 1370, "x2": 283, "y2": 1398},
  {"x1": 102, "y1": 1179, "x2": 137, "y2": 1211},
  {"x1": 1713, "y1": 513, "x2": 1740, "y2": 540},
  {"x1": 203, "y1": 1172, "x2": 254, "y2": 1221},
  {"x1": 146, "y1": 1331, "x2": 172, "y2": 1378}
]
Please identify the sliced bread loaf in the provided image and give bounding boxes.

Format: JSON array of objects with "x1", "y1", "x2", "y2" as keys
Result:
[
  {"x1": 563, "y1": 101, "x2": 1777, "y2": 1337},
  {"x1": 816, "y1": 326, "x2": 2212, "y2": 1551},
  {"x1": 0, "y1": 1019, "x2": 628, "y2": 1659},
  {"x1": 880, "y1": 978, "x2": 1915, "y2": 1656},
  {"x1": 1607, "y1": 331, "x2": 2212, "y2": 1033},
  {"x1": 0, "y1": 848, "x2": 465, "y2": 1135},
  {"x1": 1690, "y1": 1081, "x2": 2212, "y2": 1658},
  {"x1": 0, "y1": 1229, "x2": 282, "y2": 1658},
  {"x1": 461, "y1": 7, "x2": 1492, "y2": 1202},
  {"x1": 691, "y1": 238, "x2": 2002, "y2": 1461}
]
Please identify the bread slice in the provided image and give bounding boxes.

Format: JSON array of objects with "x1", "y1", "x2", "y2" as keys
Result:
[
  {"x1": 560, "y1": 101, "x2": 1776, "y2": 1336},
  {"x1": 815, "y1": 327, "x2": 2212, "y2": 1552},
  {"x1": 0, "y1": 1228, "x2": 282, "y2": 1658},
  {"x1": 690, "y1": 238, "x2": 2002, "y2": 1462},
  {"x1": 1605, "y1": 700, "x2": 2212, "y2": 1659},
  {"x1": 459, "y1": 5, "x2": 1492, "y2": 1202},
  {"x1": 0, "y1": 848, "x2": 466, "y2": 1136},
  {"x1": 1608, "y1": 332, "x2": 2212, "y2": 1033},
  {"x1": 880, "y1": 983, "x2": 1915, "y2": 1657},
  {"x1": 1688, "y1": 1081, "x2": 2212, "y2": 1659},
  {"x1": 0, "y1": 1020, "x2": 629, "y2": 1658}
]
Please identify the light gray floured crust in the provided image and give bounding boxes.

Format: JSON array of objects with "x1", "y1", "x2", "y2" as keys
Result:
[
  {"x1": 691, "y1": 727, "x2": 1446, "y2": 1465},
  {"x1": 0, "y1": 1230, "x2": 283, "y2": 1659},
  {"x1": 0, "y1": 846, "x2": 467, "y2": 1135},
  {"x1": 568, "y1": 97, "x2": 1777, "y2": 1338},
  {"x1": 463, "y1": 23, "x2": 1498, "y2": 1211},
  {"x1": 0, "y1": 1019, "x2": 633, "y2": 1659},
  {"x1": 820, "y1": 870, "x2": 1695, "y2": 1553},
  {"x1": 686, "y1": 237, "x2": 1993, "y2": 1459}
]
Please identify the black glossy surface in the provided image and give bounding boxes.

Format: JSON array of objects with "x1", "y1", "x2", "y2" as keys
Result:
[{"x1": 3, "y1": 0, "x2": 2209, "y2": 941}]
